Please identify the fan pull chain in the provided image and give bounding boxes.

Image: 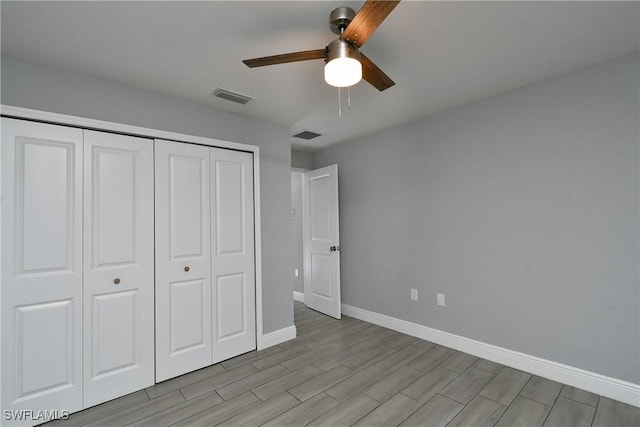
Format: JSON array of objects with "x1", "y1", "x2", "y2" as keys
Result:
[{"x1": 336, "y1": 87, "x2": 354, "y2": 117}]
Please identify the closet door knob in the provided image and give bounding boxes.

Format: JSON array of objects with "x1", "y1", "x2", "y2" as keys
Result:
[
  {"x1": 114, "y1": 278, "x2": 121, "y2": 285},
  {"x1": 184, "y1": 266, "x2": 190, "y2": 272}
]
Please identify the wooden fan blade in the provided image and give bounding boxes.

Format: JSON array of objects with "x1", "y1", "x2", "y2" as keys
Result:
[
  {"x1": 243, "y1": 49, "x2": 326, "y2": 68},
  {"x1": 360, "y1": 53, "x2": 395, "y2": 91},
  {"x1": 340, "y1": 0, "x2": 400, "y2": 48}
]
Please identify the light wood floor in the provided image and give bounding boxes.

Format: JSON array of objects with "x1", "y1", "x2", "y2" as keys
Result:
[{"x1": 45, "y1": 301, "x2": 639, "y2": 426}]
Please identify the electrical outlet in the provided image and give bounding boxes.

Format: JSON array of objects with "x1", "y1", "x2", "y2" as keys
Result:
[
  {"x1": 437, "y1": 293, "x2": 445, "y2": 307},
  {"x1": 411, "y1": 288, "x2": 418, "y2": 301},
  {"x1": 294, "y1": 268, "x2": 299, "y2": 277}
]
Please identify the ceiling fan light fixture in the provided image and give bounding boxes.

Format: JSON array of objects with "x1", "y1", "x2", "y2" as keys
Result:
[
  {"x1": 324, "y1": 39, "x2": 362, "y2": 88},
  {"x1": 242, "y1": 1, "x2": 397, "y2": 92}
]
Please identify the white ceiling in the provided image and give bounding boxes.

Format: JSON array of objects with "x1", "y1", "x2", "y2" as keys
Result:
[{"x1": 2, "y1": 1, "x2": 638, "y2": 151}]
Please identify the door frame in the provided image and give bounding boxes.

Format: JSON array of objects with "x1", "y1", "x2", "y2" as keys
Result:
[
  {"x1": 0, "y1": 105, "x2": 266, "y2": 358},
  {"x1": 291, "y1": 168, "x2": 309, "y2": 304}
]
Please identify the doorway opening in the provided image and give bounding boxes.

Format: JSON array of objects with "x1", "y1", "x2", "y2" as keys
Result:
[{"x1": 291, "y1": 165, "x2": 342, "y2": 319}]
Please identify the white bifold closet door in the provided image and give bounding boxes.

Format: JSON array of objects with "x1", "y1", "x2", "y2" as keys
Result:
[
  {"x1": 82, "y1": 130, "x2": 155, "y2": 407},
  {"x1": 1, "y1": 119, "x2": 155, "y2": 421},
  {"x1": 155, "y1": 139, "x2": 255, "y2": 381},
  {"x1": 155, "y1": 140, "x2": 213, "y2": 382},
  {"x1": 1, "y1": 118, "x2": 84, "y2": 417},
  {"x1": 210, "y1": 148, "x2": 255, "y2": 364}
]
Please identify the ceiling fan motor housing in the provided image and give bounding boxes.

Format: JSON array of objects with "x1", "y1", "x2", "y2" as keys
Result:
[
  {"x1": 330, "y1": 6, "x2": 356, "y2": 34},
  {"x1": 325, "y1": 39, "x2": 361, "y2": 63}
]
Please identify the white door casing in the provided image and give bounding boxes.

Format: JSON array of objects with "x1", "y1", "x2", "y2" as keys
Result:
[
  {"x1": 210, "y1": 148, "x2": 256, "y2": 363},
  {"x1": 155, "y1": 139, "x2": 213, "y2": 382},
  {"x1": 303, "y1": 165, "x2": 341, "y2": 319},
  {"x1": 1, "y1": 118, "x2": 84, "y2": 418},
  {"x1": 82, "y1": 130, "x2": 155, "y2": 407}
]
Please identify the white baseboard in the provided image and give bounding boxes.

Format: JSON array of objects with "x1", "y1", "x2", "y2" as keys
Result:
[
  {"x1": 261, "y1": 325, "x2": 297, "y2": 349},
  {"x1": 293, "y1": 291, "x2": 305, "y2": 303},
  {"x1": 342, "y1": 303, "x2": 640, "y2": 408}
]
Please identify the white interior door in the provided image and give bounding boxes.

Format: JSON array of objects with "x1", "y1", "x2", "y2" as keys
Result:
[
  {"x1": 83, "y1": 130, "x2": 154, "y2": 407},
  {"x1": 1, "y1": 118, "x2": 84, "y2": 420},
  {"x1": 303, "y1": 165, "x2": 341, "y2": 319},
  {"x1": 210, "y1": 148, "x2": 256, "y2": 363},
  {"x1": 155, "y1": 139, "x2": 212, "y2": 382}
]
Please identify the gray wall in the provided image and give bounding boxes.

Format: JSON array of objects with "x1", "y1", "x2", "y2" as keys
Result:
[
  {"x1": 313, "y1": 53, "x2": 640, "y2": 383},
  {"x1": 1, "y1": 54, "x2": 294, "y2": 334},
  {"x1": 291, "y1": 149, "x2": 313, "y2": 170}
]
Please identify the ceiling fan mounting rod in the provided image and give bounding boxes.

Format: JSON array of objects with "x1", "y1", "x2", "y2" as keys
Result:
[
  {"x1": 330, "y1": 6, "x2": 356, "y2": 35},
  {"x1": 326, "y1": 6, "x2": 361, "y2": 66}
]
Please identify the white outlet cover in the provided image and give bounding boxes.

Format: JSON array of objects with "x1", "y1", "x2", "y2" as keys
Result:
[
  {"x1": 437, "y1": 293, "x2": 445, "y2": 307},
  {"x1": 411, "y1": 288, "x2": 418, "y2": 301}
]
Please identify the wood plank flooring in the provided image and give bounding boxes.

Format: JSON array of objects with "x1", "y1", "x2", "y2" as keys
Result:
[{"x1": 45, "y1": 301, "x2": 640, "y2": 426}]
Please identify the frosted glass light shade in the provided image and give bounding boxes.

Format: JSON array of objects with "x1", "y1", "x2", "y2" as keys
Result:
[{"x1": 324, "y1": 57, "x2": 362, "y2": 88}]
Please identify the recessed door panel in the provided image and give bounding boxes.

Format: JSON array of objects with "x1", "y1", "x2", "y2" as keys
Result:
[
  {"x1": 83, "y1": 130, "x2": 154, "y2": 407},
  {"x1": 310, "y1": 254, "x2": 332, "y2": 299},
  {"x1": 91, "y1": 291, "x2": 137, "y2": 378},
  {"x1": 211, "y1": 148, "x2": 255, "y2": 363},
  {"x1": 15, "y1": 300, "x2": 74, "y2": 400},
  {"x1": 93, "y1": 149, "x2": 136, "y2": 267},
  {"x1": 216, "y1": 273, "x2": 246, "y2": 340},
  {"x1": 309, "y1": 176, "x2": 330, "y2": 241},
  {"x1": 2, "y1": 118, "x2": 83, "y2": 419},
  {"x1": 170, "y1": 280, "x2": 207, "y2": 353},
  {"x1": 214, "y1": 160, "x2": 244, "y2": 255},
  {"x1": 170, "y1": 155, "x2": 206, "y2": 259},
  {"x1": 155, "y1": 139, "x2": 212, "y2": 382},
  {"x1": 17, "y1": 138, "x2": 75, "y2": 275}
]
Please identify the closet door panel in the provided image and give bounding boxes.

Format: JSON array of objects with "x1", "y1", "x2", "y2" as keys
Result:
[
  {"x1": 83, "y1": 130, "x2": 154, "y2": 408},
  {"x1": 210, "y1": 149, "x2": 256, "y2": 363},
  {"x1": 170, "y1": 279, "x2": 207, "y2": 352},
  {"x1": 1, "y1": 118, "x2": 83, "y2": 421},
  {"x1": 216, "y1": 273, "x2": 247, "y2": 339},
  {"x1": 155, "y1": 139, "x2": 212, "y2": 382}
]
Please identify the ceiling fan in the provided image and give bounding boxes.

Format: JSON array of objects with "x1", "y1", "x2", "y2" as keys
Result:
[{"x1": 242, "y1": 0, "x2": 400, "y2": 91}]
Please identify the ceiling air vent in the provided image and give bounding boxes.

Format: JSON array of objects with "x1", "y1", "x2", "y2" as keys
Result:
[
  {"x1": 292, "y1": 130, "x2": 322, "y2": 140},
  {"x1": 212, "y1": 87, "x2": 254, "y2": 105}
]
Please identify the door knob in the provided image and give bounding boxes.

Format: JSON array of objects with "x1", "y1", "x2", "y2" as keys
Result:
[
  {"x1": 184, "y1": 266, "x2": 190, "y2": 272},
  {"x1": 330, "y1": 246, "x2": 336, "y2": 252},
  {"x1": 113, "y1": 278, "x2": 121, "y2": 285}
]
